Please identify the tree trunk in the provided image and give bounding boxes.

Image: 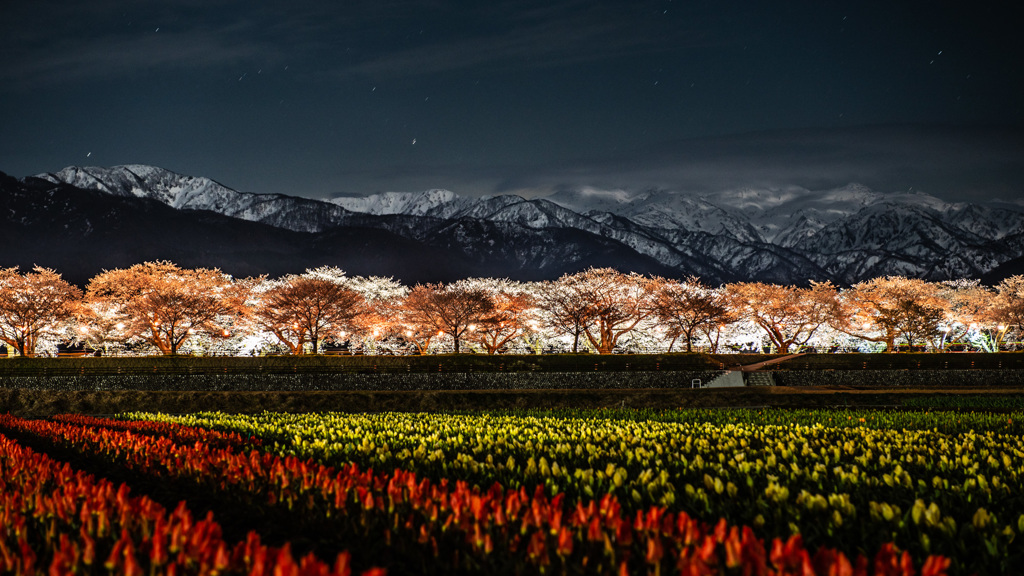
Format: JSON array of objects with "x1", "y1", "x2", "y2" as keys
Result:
[
  {"x1": 598, "y1": 325, "x2": 614, "y2": 354},
  {"x1": 684, "y1": 328, "x2": 695, "y2": 353},
  {"x1": 453, "y1": 336, "x2": 460, "y2": 354}
]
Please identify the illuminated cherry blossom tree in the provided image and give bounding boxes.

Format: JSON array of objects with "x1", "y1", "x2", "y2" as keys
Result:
[
  {"x1": 85, "y1": 261, "x2": 251, "y2": 355},
  {"x1": 726, "y1": 281, "x2": 839, "y2": 353},
  {"x1": 252, "y1": 273, "x2": 365, "y2": 355},
  {"x1": 990, "y1": 276, "x2": 1024, "y2": 330},
  {"x1": 453, "y1": 278, "x2": 535, "y2": 354},
  {"x1": 0, "y1": 267, "x2": 82, "y2": 356},
  {"x1": 346, "y1": 274, "x2": 409, "y2": 353},
  {"x1": 536, "y1": 274, "x2": 592, "y2": 353},
  {"x1": 935, "y1": 279, "x2": 993, "y2": 349},
  {"x1": 401, "y1": 283, "x2": 494, "y2": 354},
  {"x1": 971, "y1": 276, "x2": 1024, "y2": 350},
  {"x1": 835, "y1": 277, "x2": 947, "y2": 352},
  {"x1": 542, "y1": 268, "x2": 656, "y2": 354},
  {"x1": 653, "y1": 276, "x2": 734, "y2": 352},
  {"x1": 75, "y1": 299, "x2": 127, "y2": 354}
]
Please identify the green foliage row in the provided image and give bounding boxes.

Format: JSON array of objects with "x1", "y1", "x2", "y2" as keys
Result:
[
  {"x1": 124, "y1": 408, "x2": 1024, "y2": 575},
  {"x1": 901, "y1": 395, "x2": 1024, "y2": 411}
]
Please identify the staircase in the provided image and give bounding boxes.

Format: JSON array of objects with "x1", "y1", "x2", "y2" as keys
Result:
[
  {"x1": 744, "y1": 371, "x2": 776, "y2": 386},
  {"x1": 704, "y1": 370, "x2": 744, "y2": 388}
]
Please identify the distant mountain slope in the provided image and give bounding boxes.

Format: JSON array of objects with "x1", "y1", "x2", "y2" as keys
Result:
[
  {"x1": 22, "y1": 164, "x2": 1024, "y2": 284},
  {"x1": 1, "y1": 170, "x2": 679, "y2": 284}
]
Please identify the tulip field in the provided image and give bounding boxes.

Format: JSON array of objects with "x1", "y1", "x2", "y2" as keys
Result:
[{"x1": 2, "y1": 408, "x2": 1022, "y2": 575}]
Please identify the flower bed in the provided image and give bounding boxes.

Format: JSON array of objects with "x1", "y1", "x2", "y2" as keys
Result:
[
  {"x1": 0, "y1": 410, "x2": 961, "y2": 575},
  {"x1": 0, "y1": 428, "x2": 375, "y2": 576},
  {"x1": 127, "y1": 408, "x2": 1024, "y2": 575}
]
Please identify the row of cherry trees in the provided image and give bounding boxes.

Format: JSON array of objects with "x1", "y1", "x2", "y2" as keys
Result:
[{"x1": 1, "y1": 262, "x2": 1023, "y2": 357}]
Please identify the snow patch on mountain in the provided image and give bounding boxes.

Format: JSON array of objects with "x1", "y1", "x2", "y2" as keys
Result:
[
  {"x1": 330, "y1": 189, "x2": 472, "y2": 219},
  {"x1": 544, "y1": 186, "x2": 637, "y2": 213}
]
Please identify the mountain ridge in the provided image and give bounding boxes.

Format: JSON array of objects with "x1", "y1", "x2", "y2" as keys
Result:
[{"x1": 15, "y1": 164, "x2": 1024, "y2": 284}]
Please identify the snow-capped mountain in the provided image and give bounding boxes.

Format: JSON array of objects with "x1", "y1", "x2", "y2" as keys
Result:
[
  {"x1": 38, "y1": 165, "x2": 354, "y2": 233},
  {"x1": 22, "y1": 164, "x2": 1024, "y2": 284}
]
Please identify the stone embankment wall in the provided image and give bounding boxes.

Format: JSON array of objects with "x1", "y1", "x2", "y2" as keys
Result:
[
  {"x1": 771, "y1": 369, "x2": 1024, "y2": 387},
  {"x1": 0, "y1": 371, "x2": 723, "y2": 392},
  {"x1": 4, "y1": 369, "x2": 1021, "y2": 392}
]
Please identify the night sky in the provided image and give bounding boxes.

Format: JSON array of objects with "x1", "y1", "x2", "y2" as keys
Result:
[{"x1": 2, "y1": 1, "x2": 1022, "y2": 202}]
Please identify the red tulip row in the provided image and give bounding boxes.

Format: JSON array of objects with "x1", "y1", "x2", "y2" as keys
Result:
[
  {"x1": 0, "y1": 414, "x2": 951, "y2": 576},
  {"x1": 52, "y1": 413, "x2": 261, "y2": 450},
  {"x1": 0, "y1": 429, "x2": 379, "y2": 576}
]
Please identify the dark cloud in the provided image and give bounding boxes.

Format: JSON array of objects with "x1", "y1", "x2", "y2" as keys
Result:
[
  {"x1": 338, "y1": 1, "x2": 715, "y2": 79},
  {"x1": 304, "y1": 126, "x2": 1023, "y2": 203},
  {"x1": 1, "y1": 0, "x2": 706, "y2": 87},
  {"x1": 2, "y1": 30, "x2": 271, "y2": 88},
  {"x1": 486, "y1": 126, "x2": 1024, "y2": 201}
]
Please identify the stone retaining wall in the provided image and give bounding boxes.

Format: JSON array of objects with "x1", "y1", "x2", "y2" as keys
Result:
[
  {"x1": 6, "y1": 369, "x2": 1022, "y2": 392},
  {"x1": 771, "y1": 369, "x2": 1024, "y2": 387},
  {"x1": 0, "y1": 370, "x2": 724, "y2": 392}
]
